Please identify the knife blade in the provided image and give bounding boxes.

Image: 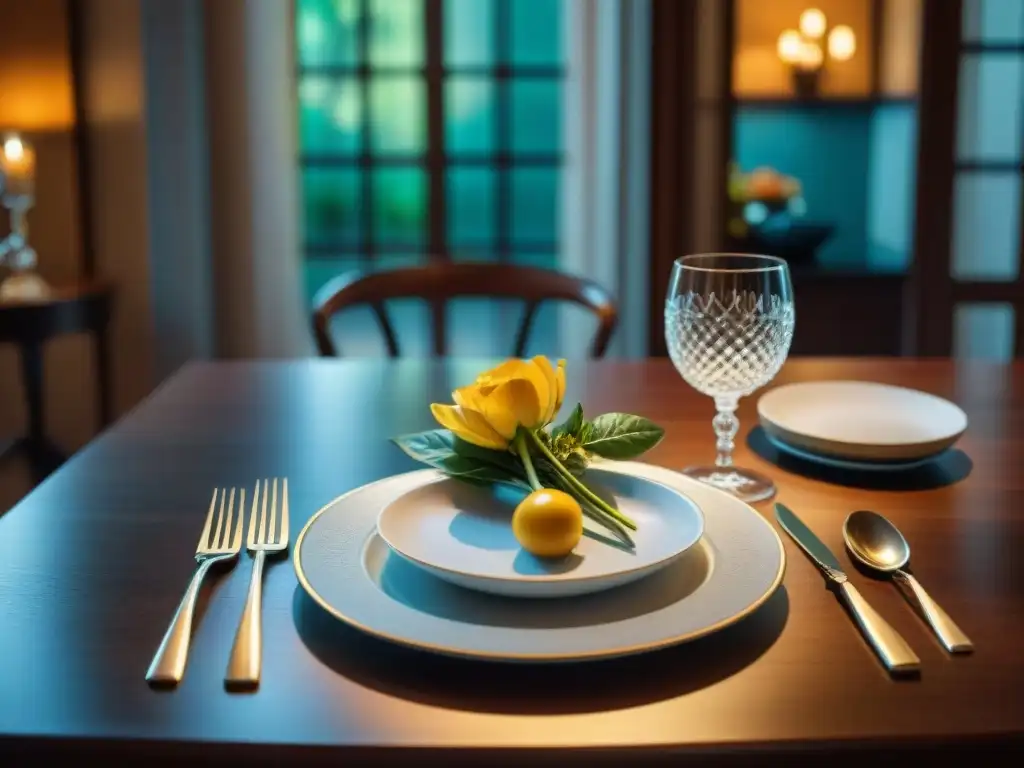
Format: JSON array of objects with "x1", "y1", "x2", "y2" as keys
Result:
[
  {"x1": 774, "y1": 502, "x2": 846, "y2": 579},
  {"x1": 774, "y1": 502, "x2": 920, "y2": 674}
]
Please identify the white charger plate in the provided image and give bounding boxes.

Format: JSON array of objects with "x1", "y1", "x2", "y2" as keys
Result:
[
  {"x1": 758, "y1": 381, "x2": 967, "y2": 461},
  {"x1": 376, "y1": 469, "x2": 704, "y2": 598},
  {"x1": 294, "y1": 462, "x2": 786, "y2": 663}
]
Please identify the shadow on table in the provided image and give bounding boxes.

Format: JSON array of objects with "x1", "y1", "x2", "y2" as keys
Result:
[
  {"x1": 292, "y1": 584, "x2": 789, "y2": 715},
  {"x1": 746, "y1": 427, "x2": 973, "y2": 491}
]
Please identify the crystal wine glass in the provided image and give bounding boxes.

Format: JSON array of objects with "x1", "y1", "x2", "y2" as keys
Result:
[{"x1": 665, "y1": 254, "x2": 795, "y2": 502}]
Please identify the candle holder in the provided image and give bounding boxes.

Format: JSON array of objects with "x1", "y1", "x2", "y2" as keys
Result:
[{"x1": 0, "y1": 135, "x2": 49, "y2": 301}]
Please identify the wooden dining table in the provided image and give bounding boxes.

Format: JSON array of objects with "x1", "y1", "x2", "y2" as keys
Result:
[{"x1": 0, "y1": 357, "x2": 1022, "y2": 764}]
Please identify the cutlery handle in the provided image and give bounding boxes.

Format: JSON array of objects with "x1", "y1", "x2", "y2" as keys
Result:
[
  {"x1": 146, "y1": 557, "x2": 221, "y2": 684},
  {"x1": 226, "y1": 549, "x2": 266, "y2": 687},
  {"x1": 839, "y1": 581, "x2": 920, "y2": 674},
  {"x1": 896, "y1": 571, "x2": 973, "y2": 653}
]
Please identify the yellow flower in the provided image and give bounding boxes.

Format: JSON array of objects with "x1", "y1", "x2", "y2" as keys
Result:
[{"x1": 430, "y1": 356, "x2": 567, "y2": 449}]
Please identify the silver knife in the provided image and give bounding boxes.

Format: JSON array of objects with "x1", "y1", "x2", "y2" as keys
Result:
[{"x1": 775, "y1": 503, "x2": 920, "y2": 674}]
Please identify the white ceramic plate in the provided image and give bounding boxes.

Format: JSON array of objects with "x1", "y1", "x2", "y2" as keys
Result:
[
  {"x1": 763, "y1": 429, "x2": 942, "y2": 472},
  {"x1": 294, "y1": 462, "x2": 786, "y2": 663},
  {"x1": 376, "y1": 469, "x2": 704, "y2": 598},
  {"x1": 758, "y1": 381, "x2": 967, "y2": 461}
]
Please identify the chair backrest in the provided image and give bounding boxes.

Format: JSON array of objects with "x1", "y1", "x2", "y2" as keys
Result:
[{"x1": 311, "y1": 262, "x2": 618, "y2": 358}]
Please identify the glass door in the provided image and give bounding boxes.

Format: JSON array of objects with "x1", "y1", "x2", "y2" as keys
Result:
[{"x1": 913, "y1": 0, "x2": 1024, "y2": 358}]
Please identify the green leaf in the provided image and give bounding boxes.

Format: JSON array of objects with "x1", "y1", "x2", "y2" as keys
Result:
[
  {"x1": 441, "y1": 456, "x2": 531, "y2": 488},
  {"x1": 581, "y1": 413, "x2": 665, "y2": 460},
  {"x1": 552, "y1": 403, "x2": 585, "y2": 438},
  {"x1": 391, "y1": 429, "x2": 456, "y2": 464},
  {"x1": 452, "y1": 436, "x2": 523, "y2": 473},
  {"x1": 392, "y1": 430, "x2": 529, "y2": 489}
]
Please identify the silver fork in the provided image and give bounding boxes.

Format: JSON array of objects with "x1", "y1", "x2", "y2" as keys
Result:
[
  {"x1": 225, "y1": 477, "x2": 289, "y2": 687},
  {"x1": 146, "y1": 488, "x2": 244, "y2": 684}
]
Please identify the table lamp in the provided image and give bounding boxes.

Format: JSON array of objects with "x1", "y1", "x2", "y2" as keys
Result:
[{"x1": 0, "y1": 133, "x2": 50, "y2": 301}]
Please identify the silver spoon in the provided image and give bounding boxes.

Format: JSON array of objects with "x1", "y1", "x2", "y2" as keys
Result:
[{"x1": 843, "y1": 510, "x2": 973, "y2": 654}]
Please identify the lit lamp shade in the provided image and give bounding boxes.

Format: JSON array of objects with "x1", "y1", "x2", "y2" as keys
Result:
[
  {"x1": 799, "y1": 8, "x2": 827, "y2": 39},
  {"x1": 0, "y1": 0, "x2": 75, "y2": 133},
  {"x1": 828, "y1": 25, "x2": 857, "y2": 62},
  {"x1": 777, "y1": 29, "x2": 803, "y2": 64}
]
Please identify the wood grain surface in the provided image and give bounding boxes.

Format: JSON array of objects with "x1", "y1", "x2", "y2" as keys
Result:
[{"x1": 1, "y1": 359, "x2": 1022, "y2": 765}]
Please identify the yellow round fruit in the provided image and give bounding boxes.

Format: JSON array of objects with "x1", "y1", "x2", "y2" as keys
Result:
[{"x1": 512, "y1": 489, "x2": 583, "y2": 558}]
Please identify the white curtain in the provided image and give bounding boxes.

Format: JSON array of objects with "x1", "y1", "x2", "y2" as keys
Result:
[
  {"x1": 560, "y1": 0, "x2": 651, "y2": 358},
  {"x1": 140, "y1": 0, "x2": 311, "y2": 374},
  {"x1": 204, "y1": 0, "x2": 310, "y2": 359}
]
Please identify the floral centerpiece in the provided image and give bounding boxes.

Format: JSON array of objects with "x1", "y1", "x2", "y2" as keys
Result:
[
  {"x1": 393, "y1": 356, "x2": 665, "y2": 557},
  {"x1": 727, "y1": 162, "x2": 804, "y2": 240}
]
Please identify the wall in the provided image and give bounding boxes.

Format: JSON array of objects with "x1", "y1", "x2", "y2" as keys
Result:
[
  {"x1": 78, "y1": 0, "x2": 156, "y2": 418},
  {"x1": 0, "y1": 0, "x2": 93, "y2": 451},
  {"x1": 867, "y1": 104, "x2": 917, "y2": 271},
  {"x1": 733, "y1": 106, "x2": 870, "y2": 266},
  {"x1": 0, "y1": 0, "x2": 158, "y2": 475}
]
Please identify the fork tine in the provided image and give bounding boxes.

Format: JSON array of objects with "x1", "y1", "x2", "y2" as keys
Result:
[
  {"x1": 196, "y1": 488, "x2": 219, "y2": 553},
  {"x1": 268, "y1": 478, "x2": 278, "y2": 543},
  {"x1": 258, "y1": 478, "x2": 269, "y2": 544},
  {"x1": 231, "y1": 488, "x2": 245, "y2": 550},
  {"x1": 212, "y1": 489, "x2": 227, "y2": 550},
  {"x1": 222, "y1": 488, "x2": 235, "y2": 549},
  {"x1": 247, "y1": 481, "x2": 260, "y2": 548},
  {"x1": 280, "y1": 478, "x2": 289, "y2": 546}
]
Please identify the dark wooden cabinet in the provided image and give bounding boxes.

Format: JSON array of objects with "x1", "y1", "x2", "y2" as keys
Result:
[{"x1": 788, "y1": 269, "x2": 906, "y2": 356}]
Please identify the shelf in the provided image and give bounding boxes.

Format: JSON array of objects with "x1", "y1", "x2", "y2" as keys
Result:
[{"x1": 733, "y1": 96, "x2": 917, "y2": 109}]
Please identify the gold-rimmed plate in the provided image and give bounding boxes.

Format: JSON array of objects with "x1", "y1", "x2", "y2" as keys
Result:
[{"x1": 294, "y1": 462, "x2": 785, "y2": 663}]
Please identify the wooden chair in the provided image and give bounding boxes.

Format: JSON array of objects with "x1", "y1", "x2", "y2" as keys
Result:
[{"x1": 311, "y1": 262, "x2": 618, "y2": 358}]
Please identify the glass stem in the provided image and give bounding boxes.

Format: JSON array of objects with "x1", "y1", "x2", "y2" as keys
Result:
[{"x1": 713, "y1": 396, "x2": 739, "y2": 468}]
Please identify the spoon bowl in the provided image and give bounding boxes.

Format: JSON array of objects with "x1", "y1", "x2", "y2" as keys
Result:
[
  {"x1": 843, "y1": 509, "x2": 910, "y2": 573},
  {"x1": 842, "y1": 508, "x2": 973, "y2": 654}
]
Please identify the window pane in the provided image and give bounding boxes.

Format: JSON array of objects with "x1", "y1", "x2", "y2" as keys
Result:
[
  {"x1": 511, "y1": 0, "x2": 562, "y2": 65},
  {"x1": 448, "y1": 169, "x2": 495, "y2": 245},
  {"x1": 512, "y1": 251, "x2": 558, "y2": 270},
  {"x1": 299, "y1": 76, "x2": 362, "y2": 154},
  {"x1": 304, "y1": 169, "x2": 361, "y2": 244},
  {"x1": 952, "y1": 172, "x2": 1021, "y2": 281},
  {"x1": 445, "y1": 0, "x2": 494, "y2": 66},
  {"x1": 368, "y1": 0, "x2": 423, "y2": 66},
  {"x1": 511, "y1": 168, "x2": 558, "y2": 244},
  {"x1": 510, "y1": 80, "x2": 561, "y2": 153},
  {"x1": 373, "y1": 168, "x2": 426, "y2": 244},
  {"x1": 445, "y1": 78, "x2": 494, "y2": 154},
  {"x1": 374, "y1": 253, "x2": 428, "y2": 271},
  {"x1": 297, "y1": 0, "x2": 361, "y2": 66},
  {"x1": 957, "y1": 54, "x2": 1023, "y2": 162},
  {"x1": 370, "y1": 77, "x2": 425, "y2": 153},
  {"x1": 954, "y1": 302, "x2": 1015, "y2": 361},
  {"x1": 963, "y1": 0, "x2": 1024, "y2": 42}
]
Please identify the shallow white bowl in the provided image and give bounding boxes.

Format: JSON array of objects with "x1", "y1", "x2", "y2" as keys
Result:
[
  {"x1": 376, "y1": 468, "x2": 704, "y2": 598},
  {"x1": 758, "y1": 380, "x2": 968, "y2": 461}
]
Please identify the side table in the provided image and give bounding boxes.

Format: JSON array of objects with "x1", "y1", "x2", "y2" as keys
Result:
[{"x1": 0, "y1": 281, "x2": 115, "y2": 471}]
